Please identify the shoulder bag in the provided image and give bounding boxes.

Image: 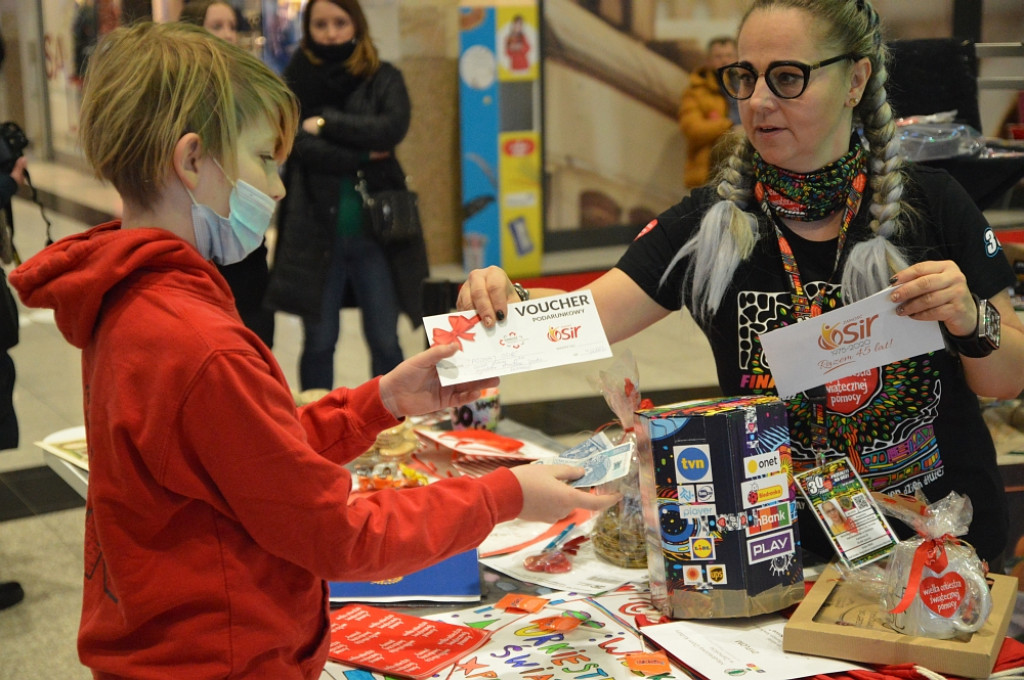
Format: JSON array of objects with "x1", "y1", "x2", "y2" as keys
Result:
[{"x1": 356, "y1": 170, "x2": 422, "y2": 245}]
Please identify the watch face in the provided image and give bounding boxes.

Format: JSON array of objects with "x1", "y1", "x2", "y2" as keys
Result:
[{"x1": 982, "y1": 299, "x2": 1001, "y2": 348}]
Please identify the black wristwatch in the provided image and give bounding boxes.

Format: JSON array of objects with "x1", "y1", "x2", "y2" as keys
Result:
[{"x1": 945, "y1": 294, "x2": 1000, "y2": 358}]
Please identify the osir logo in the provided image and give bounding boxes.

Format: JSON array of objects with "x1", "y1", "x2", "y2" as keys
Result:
[{"x1": 817, "y1": 314, "x2": 879, "y2": 351}]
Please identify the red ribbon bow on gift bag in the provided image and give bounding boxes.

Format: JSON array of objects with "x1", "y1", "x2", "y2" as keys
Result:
[{"x1": 889, "y1": 535, "x2": 956, "y2": 615}]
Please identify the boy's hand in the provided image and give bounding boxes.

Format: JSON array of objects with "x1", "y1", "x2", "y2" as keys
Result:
[
  {"x1": 511, "y1": 464, "x2": 621, "y2": 523},
  {"x1": 379, "y1": 342, "x2": 498, "y2": 419}
]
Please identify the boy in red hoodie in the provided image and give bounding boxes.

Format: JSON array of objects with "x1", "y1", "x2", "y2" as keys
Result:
[{"x1": 10, "y1": 22, "x2": 616, "y2": 679}]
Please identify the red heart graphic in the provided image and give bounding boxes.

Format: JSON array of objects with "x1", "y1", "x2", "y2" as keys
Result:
[{"x1": 919, "y1": 572, "x2": 966, "y2": 617}]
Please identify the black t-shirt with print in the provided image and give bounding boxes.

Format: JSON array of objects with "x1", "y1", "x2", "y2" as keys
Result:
[{"x1": 618, "y1": 164, "x2": 1012, "y2": 561}]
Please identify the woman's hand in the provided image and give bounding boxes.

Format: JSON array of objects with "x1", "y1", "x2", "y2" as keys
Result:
[
  {"x1": 457, "y1": 266, "x2": 518, "y2": 328},
  {"x1": 892, "y1": 260, "x2": 1024, "y2": 398},
  {"x1": 9, "y1": 157, "x2": 27, "y2": 185},
  {"x1": 379, "y1": 342, "x2": 499, "y2": 419},
  {"x1": 890, "y1": 261, "x2": 977, "y2": 336},
  {"x1": 301, "y1": 116, "x2": 323, "y2": 135},
  {"x1": 510, "y1": 464, "x2": 621, "y2": 523}
]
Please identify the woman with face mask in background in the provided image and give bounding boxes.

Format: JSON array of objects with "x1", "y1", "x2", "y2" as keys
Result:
[{"x1": 265, "y1": 0, "x2": 430, "y2": 389}]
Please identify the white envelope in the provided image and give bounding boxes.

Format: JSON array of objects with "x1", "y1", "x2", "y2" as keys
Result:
[
  {"x1": 423, "y1": 289, "x2": 613, "y2": 386},
  {"x1": 758, "y1": 286, "x2": 946, "y2": 398}
]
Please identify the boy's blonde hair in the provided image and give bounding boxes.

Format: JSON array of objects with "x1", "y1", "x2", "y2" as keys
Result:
[{"x1": 79, "y1": 22, "x2": 299, "y2": 211}]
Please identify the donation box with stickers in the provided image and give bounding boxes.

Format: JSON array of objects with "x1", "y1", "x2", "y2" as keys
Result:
[{"x1": 636, "y1": 396, "x2": 805, "y2": 618}]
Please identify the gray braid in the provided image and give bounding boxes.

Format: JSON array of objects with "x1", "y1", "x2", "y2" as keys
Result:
[
  {"x1": 841, "y1": 0, "x2": 910, "y2": 302},
  {"x1": 662, "y1": 131, "x2": 759, "y2": 322}
]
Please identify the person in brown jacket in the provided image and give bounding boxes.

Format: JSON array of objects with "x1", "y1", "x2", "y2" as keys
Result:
[{"x1": 678, "y1": 36, "x2": 738, "y2": 189}]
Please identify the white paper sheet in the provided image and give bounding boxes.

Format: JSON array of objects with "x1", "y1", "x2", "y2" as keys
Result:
[
  {"x1": 641, "y1": 615, "x2": 865, "y2": 680},
  {"x1": 758, "y1": 286, "x2": 945, "y2": 398}
]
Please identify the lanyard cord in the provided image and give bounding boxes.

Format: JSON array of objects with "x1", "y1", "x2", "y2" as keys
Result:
[{"x1": 756, "y1": 172, "x2": 865, "y2": 464}]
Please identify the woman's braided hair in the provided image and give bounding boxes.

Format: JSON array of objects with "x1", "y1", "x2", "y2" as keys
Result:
[{"x1": 664, "y1": 0, "x2": 908, "y2": 322}]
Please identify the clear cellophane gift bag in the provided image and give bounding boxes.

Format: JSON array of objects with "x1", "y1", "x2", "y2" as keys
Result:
[
  {"x1": 837, "y1": 490, "x2": 993, "y2": 639},
  {"x1": 589, "y1": 351, "x2": 652, "y2": 568}
]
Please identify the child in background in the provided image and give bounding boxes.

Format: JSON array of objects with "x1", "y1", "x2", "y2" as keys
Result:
[{"x1": 10, "y1": 22, "x2": 616, "y2": 678}]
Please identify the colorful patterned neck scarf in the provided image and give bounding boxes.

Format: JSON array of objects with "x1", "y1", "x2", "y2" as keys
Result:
[{"x1": 753, "y1": 143, "x2": 867, "y2": 222}]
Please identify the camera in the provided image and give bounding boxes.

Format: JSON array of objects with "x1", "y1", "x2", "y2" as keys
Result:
[{"x1": 0, "y1": 121, "x2": 29, "y2": 175}]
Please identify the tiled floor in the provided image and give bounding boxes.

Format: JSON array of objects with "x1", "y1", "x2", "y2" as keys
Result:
[{"x1": 0, "y1": 159, "x2": 722, "y2": 677}]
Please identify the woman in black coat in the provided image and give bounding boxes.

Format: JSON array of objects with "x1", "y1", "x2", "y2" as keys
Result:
[{"x1": 266, "y1": 0, "x2": 428, "y2": 389}]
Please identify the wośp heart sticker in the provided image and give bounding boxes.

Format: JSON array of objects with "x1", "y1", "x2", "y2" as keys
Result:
[{"x1": 919, "y1": 572, "x2": 966, "y2": 617}]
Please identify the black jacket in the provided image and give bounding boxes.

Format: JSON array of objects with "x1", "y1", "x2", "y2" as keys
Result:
[{"x1": 266, "y1": 53, "x2": 429, "y2": 326}]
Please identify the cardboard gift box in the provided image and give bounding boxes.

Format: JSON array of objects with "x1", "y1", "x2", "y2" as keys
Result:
[
  {"x1": 636, "y1": 395, "x2": 804, "y2": 618},
  {"x1": 784, "y1": 563, "x2": 1018, "y2": 678}
]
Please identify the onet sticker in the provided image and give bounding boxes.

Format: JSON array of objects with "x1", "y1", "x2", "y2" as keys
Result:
[{"x1": 744, "y1": 450, "x2": 782, "y2": 478}]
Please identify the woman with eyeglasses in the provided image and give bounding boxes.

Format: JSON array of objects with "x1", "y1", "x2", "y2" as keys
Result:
[{"x1": 459, "y1": 0, "x2": 1024, "y2": 570}]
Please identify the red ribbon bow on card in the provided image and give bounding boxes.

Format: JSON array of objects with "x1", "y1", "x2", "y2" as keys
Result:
[{"x1": 431, "y1": 314, "x2": 481, "y2": 350}]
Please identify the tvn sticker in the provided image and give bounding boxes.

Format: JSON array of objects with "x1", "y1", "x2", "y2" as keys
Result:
[
  {"x1": 744, "y1": 449, "x2": 782, "y2": 479},
  {"x1": 746, "y1": 528, "x2": 795, "y2": 565},
  {"x1": 674, "y1": 445, "x2": 712, "y2": 483},
  {"x1": 740, "y1": 473, "x2": 791, "y2": 509}
]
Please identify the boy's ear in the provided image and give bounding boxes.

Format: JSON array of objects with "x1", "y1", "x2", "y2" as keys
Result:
[{"x1": 172, "y1": 133, "x2": 204, "y2": 191}]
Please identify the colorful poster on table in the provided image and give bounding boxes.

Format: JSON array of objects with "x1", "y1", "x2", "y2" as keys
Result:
[{"x1": 458, "y1": 0, "x2": 543, "y2": 277}]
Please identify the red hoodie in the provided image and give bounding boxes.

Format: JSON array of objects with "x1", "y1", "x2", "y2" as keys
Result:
[{"x1": 11, "y1": 223, "x2": 522, "y2": 679}]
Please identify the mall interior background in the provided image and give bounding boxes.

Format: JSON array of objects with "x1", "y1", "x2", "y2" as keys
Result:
[{"x1": 0, "y1": 0, "x2": 1022, "y2": 269}]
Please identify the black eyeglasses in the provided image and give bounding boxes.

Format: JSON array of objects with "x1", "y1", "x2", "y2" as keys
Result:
[{"x1": 716, "y1": 53, "x2": 859, "y2": 100}]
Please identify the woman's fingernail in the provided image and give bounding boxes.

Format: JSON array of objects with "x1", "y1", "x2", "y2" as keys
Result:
[
  {"x1": 889, "y1": 275, "x2": 898, "y2": 284},
  {"x1": 896, "y1": 304, "x2": 905, "y2": 315},
  {"x1": 496, "y1": 310, "x2": 505, "y2": 322}
]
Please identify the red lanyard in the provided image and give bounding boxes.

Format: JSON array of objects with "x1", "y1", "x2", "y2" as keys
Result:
[{"x1": 757, "y1": 173, "x2": 865, "y2": 462}]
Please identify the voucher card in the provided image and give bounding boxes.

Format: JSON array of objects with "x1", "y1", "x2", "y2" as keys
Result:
[{"x1": 423, "y1": 290, "x2": 612, "y2": 386}]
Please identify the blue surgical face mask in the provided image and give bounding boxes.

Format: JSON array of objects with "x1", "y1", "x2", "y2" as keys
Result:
[{"x1": 186, "y1": 159, "x2": 276, "y2": 266}]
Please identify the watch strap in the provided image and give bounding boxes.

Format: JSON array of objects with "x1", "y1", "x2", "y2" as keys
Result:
[{"x1": 944, "y1": 294, "x2": 999, "y2": 358}]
